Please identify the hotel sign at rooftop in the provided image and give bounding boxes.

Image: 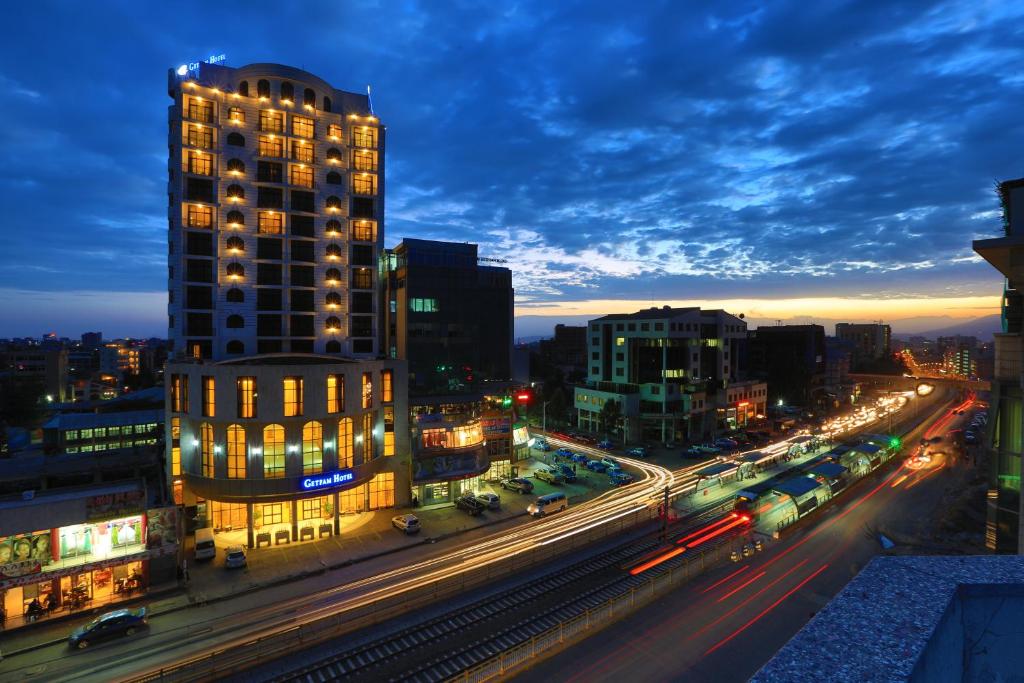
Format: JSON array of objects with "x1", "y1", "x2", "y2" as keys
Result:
[{"x1": 176, "y1": 54, "x2": 227, "y2": 79}]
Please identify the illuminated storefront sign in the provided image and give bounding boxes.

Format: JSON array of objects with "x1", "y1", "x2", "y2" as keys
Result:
[
  {"x1": 176, "y1": 54, "x2": 227, "y2": 78},
  {"x1": 300, "y1": 469, "x2": 355, "y2": 492}
]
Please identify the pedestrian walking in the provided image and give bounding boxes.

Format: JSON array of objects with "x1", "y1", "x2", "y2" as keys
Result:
[
  {"x1": 182, "y1": 558, "x2": 190, "y2": 585},
  {"x1": 573, "y1": 463, "x2": 577, "y2": 474}
]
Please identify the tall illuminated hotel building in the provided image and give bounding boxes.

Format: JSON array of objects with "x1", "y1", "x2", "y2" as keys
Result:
[{"x1": 164, "y1": 62, "x2": 409, "y2": 549}]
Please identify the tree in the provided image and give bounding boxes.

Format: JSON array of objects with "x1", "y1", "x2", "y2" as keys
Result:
[{"x1": 599, "y1": 399, "x2": 622, "y2": 437}]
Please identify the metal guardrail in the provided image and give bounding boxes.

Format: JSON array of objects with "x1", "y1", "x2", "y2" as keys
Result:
[
  {"x1": 126, "y1": 506, "x2": 660, "y2": 682},
  {"x1": 452, "y1": 534, "x2": 739, "y2": 682}
]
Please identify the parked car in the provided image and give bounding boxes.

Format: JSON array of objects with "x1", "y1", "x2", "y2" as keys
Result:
[
  {"x1": 392, "y1": 514, "x2": 421, "y2": 534},
  {"x1": 556, "y1": 463, "x2": 577, "y2": 482},
  {"x1": 684, "y1": 446, "x2": 705, "y2": 458},
  {"x1": 570, "y1": 452, "x2": 590, "y2": 464},
  {"x1": 501, "y1": 477, "x2": 535, "y2": 494},
  {"x1": 714, "y1": 438, "x2": 739, "y2": 451},
  {"x1": 527, "y1": 491, "x2": 568, "y2": 516},
  {"x1": 456, "y1": 494, "x2": 487, "y2": 516},
  {"x1": 535, "y1": 441, "x2": 552, "y2": 452},
  {"x1": 598, "y1": 439, "x2": 615, "y2": 449},
  {"x1": 610, "y1": 472, "x2": 634, "y2": 486},
  {"x1": 600, "y1": 456, "x2": 620, "y2": 469},
  {"x1": 535, "y1": 468, "x2": 565, "y2": 485},
  {"x1": 627, "y1": 447, "x2": 648, "y2": 458},
  {"x1": 576, "y1": 434, "x2": 597, "y2": 446},
  {"x1": 556, "y1": 447, "x2": 574, "y2": 458},
  {"x1": 586, "y1": 460, "x2": 609, "y2": 473},
  {"x1": 474, "y1": 492, "x2": 501, "y2": 509},
  {"x1": 224, "y1": 546, "x2": 247, "y2": 569},
  {"x1": 68, "y1": 608, "x2": 148, "y2": 650}
]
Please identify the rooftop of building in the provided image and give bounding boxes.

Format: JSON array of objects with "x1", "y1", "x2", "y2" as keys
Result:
[
  {"x1": 42, "y1": 408, "x2": 163, "y2": 431},
  {"x1": 753, "y1": 555, "x2": 1024, "y2": 682},
  {"x1": 187, "y1": 353, "x2": 362, "y2": 367},
  {"x1": 592, "y1": 306, "x2": 703, "y2": 322}
]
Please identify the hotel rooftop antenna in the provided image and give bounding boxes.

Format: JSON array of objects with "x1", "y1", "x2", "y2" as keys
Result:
[{"x1": 367, "y1": 84, "x2": 374, "y2": 114}]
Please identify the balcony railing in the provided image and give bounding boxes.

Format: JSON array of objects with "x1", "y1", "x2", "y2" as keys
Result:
[{"x1": 995, "y1": 333, "x2": 1023, "y2": 382}]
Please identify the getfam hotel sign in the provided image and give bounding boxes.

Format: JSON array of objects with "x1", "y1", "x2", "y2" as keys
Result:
[{"x1": 300, "y1": 469, "x2": 355, "y2": 492}]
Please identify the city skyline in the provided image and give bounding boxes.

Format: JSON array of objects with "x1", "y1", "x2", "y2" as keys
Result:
[{"x1": 0, "y1": 1, "x2": 1019, "y2": 337}]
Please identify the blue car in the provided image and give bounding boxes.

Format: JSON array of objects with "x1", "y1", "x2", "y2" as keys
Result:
[
  {"x1": 556, "y1": 463, "x2": 578, "y2": 482},
  {"x1": 535, "y1": 441, "x2": 552, "y2": 452},
  {"x1": 627, "y1": 447, "x2": 648, "y2": 458},
  {"x1": 586, "y1": 460, "x2": 609, "y2": 473},
  {"x1": 69, "y1": 608, "x2": 148, "y2": 649},
  {"x1": 571, "y1": 452, "x2": 589, "y2": 464},
  {"x1": 610, "y1": 472, "x2": 634, "y2": 486},
  {"x1": 598, "y1": 439, "x2": 614, "y2": 449},
  {"x1": 714, "y1": 438, "x2": 739, "y2": 451},
  {"x1": 556, "y1": 447, "x2": 574, "y2": 458}
]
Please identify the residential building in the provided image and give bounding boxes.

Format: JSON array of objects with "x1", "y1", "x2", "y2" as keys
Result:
[
  {"x1": 835, "y1": 322, "x2": 891, "y2": 367},
  {"x1": 80, "y1": 332, "x2": 103, "y2": 349},
  {"x1": 0, "y1": 342, "x2": 69, "y2": 403},
  {"x1": 167, "y1": 62, "x2": 384, "y2": 361},
  {"x1": 973, "y1": 176, "x2": 1024, "y2": 552},
  {"x1": 574, "y1": 306, "x2": 766, "y2": 443},
  {"x1": 747, "y1": 324, "x2": 825, "y2": 408}
]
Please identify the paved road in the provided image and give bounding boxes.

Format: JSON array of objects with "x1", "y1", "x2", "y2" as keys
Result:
[{"x1": 518, "y1": 396, "x2": 968, "y2": 683}]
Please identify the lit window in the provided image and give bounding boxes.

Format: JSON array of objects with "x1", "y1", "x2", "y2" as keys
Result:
[
  {"x1": 228, "y1": 107, "x2": 245, "y2": 124},
  {"x1": 171, "y1": 374, "x2": 190, "y2": 412},
  {"x1": 327, "y1": 374, "x2": 344, "y2": 413},
  {"x1": 328, "y1": 123, "x2": 343, "y2": 140},
  {"x1": 361, "y1": 372, "x2": 372, "y2": 409},
  {"x1": 186, "y1": 96, "x2": 213, "y2": 123},
  {"x1": 362, "y1": 412, "x2": 373, "y2": 460},
  {"x1": 259, "y1": 110, "x2": 284, "y2": 133},
  {"x1": 292, "y1": 140, "x2": 313, "y2": 163},
  {"x1": 381, "y1": 370, "x2": 393, "y2": 403},
  {"x1": 292, "y1": 115, "x2": 314, "y2": 138},
  {"x1": 227, "y1": 424, "x2": 246, "y2": 478},
  {"x1": 257, "y1": 211, "x2": 283, "y2": 235},
  {"x1": 263, "y1": 424, "x2": 285, "y2": 478},
  {"x1": 186, "y1": 204, "x2": 213, "y2": 228},
  {"x1": 352, "y1": 149, "x2": 377, "y2": 171},
  {"x1": 186, "y1": 150, "x2": 211, "y2": 175},
  {"x1": 353, "y1": 126, "x2": 378, "y2": 148},
  {"x1": 410, "y1": 298, "x2": 439, "y2": 313},
  {"x1": 616, "y1": 337, "x2": 625, "y2": 346},
  {"x1": 302, "y1": 421, "x2": 322, "y2": 475},
  {"x1": 351, "y1": 220, "x2": 375, "y2": 241},
  {"x1": 368, "y1": 472, "x2": 394, "y2": 510},
  {"x1": 351, "y1": 174, "x2": 377, "y2": 195},
  {"x1": 338, "y1": 417, "x2": 354, "y2": 467},
  {"x1": 258, "y1": 135, "x2": 284, "y2": 157},
  {"x1": 237, "y1": 376, "x2": 256, "y2": 418},
  {"x1": 290, "y1": 165, "x2": 313, "y2": 188},
  {"x1": 201, "y1": 422, "x2": 214, "y2": 478},
  {"x1": 186, "y1": 124, "x2": 213, "y2": 149},
  {"x1": 384, "y1": 431, "x2": 395, "y2": 457},
  {"x1": 283, "y1": 377, "x2": 303, "y2": 417},
  {"x1": 202, "y1": 376, "x2": 215, "y2": 417}
]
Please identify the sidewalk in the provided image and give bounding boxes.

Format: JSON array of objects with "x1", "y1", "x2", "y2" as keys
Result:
[{"x1": 0, "y1": 454, "x2": 609, "y2": 658}]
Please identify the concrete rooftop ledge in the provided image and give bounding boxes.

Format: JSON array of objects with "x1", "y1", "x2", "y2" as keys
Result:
[{"x1": 752, "y1": 555, "x2": 1024, "y2": 682}]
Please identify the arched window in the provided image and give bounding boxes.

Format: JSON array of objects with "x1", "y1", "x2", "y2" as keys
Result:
[
  {"x1": 226, "y1": 263, "x2": 245, "y2": 280},
  {"x1": 226, "y1": 236, "x2": 245, "y2": 253},
  {"x1": 325, "y1": 244, "x2": 342, "y2": 260},
  {"x1": 263, "y1": 424, "x2": 285, "y2": 478},
  {"x1": 303, "y1": 88, "x2": 315, "y2": 107},
  {"x1": 200, "y1": 422, "x2": 214, "y2": 478},
  {"x1": 227, "y1": 132, "x2": 245, "y2": 147},
  {"x1": 238, "y1": 81, "x2": 249, "y2": 97},
  {"x1": 325, "y1": 268, "x2": 342, "y2": 283},
  {"x1": 226, "y1": 340, "x2": 245, "y2": 354},
  {"x1": 226, "y1": 210, "x2": 244, "y2": 226},
  {"x1": 326, "y1": 171, "x2": 342, "y2": 185},
  {"x1": 257, "y1": 79, "x2": 270, "y2": 99},
  {"x1": 302, "y1": 421, "x2": 322, "y2": 474},
  {"x1": 325, "y1": 292, "x2": 342, "y2": 308},
  {"x1": 326, "y1": 148, "x2": 342, "y2": 163},
  {"x1": 325, "y1": 340, "x2": 341, "y2": 353},
  {"x1": 227, "y1": 424, "x2": 246, "y2": 478},
  {"x1": 227, "y1": 158, "x2": 245, "y2": 174},
  {"x1": 325, "y1": 196, "x2": 342, "y2": 212},
  {"x1": 325, "y1": 219, "x2": 342, "y2": 235},
  {"x1": 226, "y1": 184, "x2": 245, "y2": 201},
  {"x1": 338, "y1": 417, "x2": 354, "y2": 467},
  {"x1": 323, "y1": 96, "x2": 332, "y2": 112},
  {"x1": 227, "y1": 314, "x2": 244, "y2": 329},
  {"x1": 280, "y1": 81, "x2": 294, "y2": 102},
  {"x1": 226, "y1": 288, "x2": 244, "y2": 303},
  {"x1": 325, "y1": 316, "x2": 341, "y2": 332}
]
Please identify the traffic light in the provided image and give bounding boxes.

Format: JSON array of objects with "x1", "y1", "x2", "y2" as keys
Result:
[
  {"x1": 515, "y1": 390, "x2": 532, "y2": 405},
  {"x1": 501, "y1": 396, "x2": 513, "y2": 408},
  {"x1": 889, "y1": 436, "x2": 901, "y2": 449}
]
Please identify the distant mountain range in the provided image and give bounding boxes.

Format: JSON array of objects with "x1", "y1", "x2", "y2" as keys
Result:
[{"x1": 894, "y1": 314, "x2": 1001, "y2": 341}]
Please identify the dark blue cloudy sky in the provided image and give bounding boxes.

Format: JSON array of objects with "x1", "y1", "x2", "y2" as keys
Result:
[{"x1": 0, "y1": 0, "x2": 1019, "y2": 338}]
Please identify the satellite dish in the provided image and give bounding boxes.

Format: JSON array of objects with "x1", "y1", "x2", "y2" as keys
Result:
[{"x1": 739, "y1": 313, "x2": 745, "y2": 319}]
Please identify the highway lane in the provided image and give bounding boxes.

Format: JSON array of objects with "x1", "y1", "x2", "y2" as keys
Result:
[{"x1": 517, "y1": 392, "x2": 962, "y2": 683}]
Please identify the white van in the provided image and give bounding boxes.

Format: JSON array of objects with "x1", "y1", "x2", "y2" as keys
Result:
[
  {"x1": 528, "y1": 492, "x2": 568, "y2": 517},
  {"x1": 194, "y1": 527, "x2": 216, "y2": 561}
]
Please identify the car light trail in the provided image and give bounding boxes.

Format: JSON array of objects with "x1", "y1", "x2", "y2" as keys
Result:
[
  {"x1": 704, "y1": 563, "x2": 830, "y2": 656},
  {"x1": 628, "y1": 546, "x2": 688, "y2": 576},
  {"x1": 679, "y1": 516, "x2": 748, "y2": 549},
  {"x1": 700, "y1": 565, "x2": 750, "y2": 594},
  {"x1": 674, "y1": 514, "x2": 739, "y2": 545},
  {"x1": 716, "y1": 570, "x2": 767, "y2": 603}
]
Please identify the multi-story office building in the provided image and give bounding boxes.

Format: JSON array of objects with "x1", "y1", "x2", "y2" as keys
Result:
[
  {"x1": 747, "y1": 324, "x2": 825, "y2": 408},
  {"x1": 835, "y1": 322, "x2": 892, "y2": 367},
  {"x1": 0, "y1": 342, "x2": 69, "y2": 402},
  {"x1": 974, "y1": 176, "x2": 1024, "y2": 552},
  {"x1": 165, "y1": 62, "x2": 408, "y2": 549},
  {"x1": 574, "y1": 306, "x2": 766, "y2": 443},
  {"x1": 167, "y1": 62, "x2": 383, "y2": 360}
]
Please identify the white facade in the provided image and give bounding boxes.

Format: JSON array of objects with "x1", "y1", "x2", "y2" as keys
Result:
[{"x1": 167, "y1": 63, "x2": 384, "y2": 361}]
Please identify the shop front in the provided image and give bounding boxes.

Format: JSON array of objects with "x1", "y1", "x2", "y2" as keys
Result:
[{"x1": 411, "y1": 445, "x2": 488, "y2": 507}]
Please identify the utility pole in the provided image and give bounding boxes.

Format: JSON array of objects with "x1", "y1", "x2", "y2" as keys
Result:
[{"x1": 661, "y1": 485, "x2": 670, "y2": 542}]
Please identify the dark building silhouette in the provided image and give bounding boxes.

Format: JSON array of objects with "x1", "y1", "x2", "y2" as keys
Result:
[{"x1": 748, "y1": 324, "x2": 825, "y2": 408}]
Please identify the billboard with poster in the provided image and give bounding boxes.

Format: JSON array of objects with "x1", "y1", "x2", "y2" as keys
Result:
[{"x1": 146, "y1": 507, "x2": 179, "y2": 550}]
